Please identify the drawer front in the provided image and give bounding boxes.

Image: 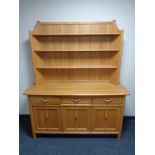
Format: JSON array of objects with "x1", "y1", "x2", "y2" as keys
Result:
[
  {"x1": 30, "y1": 96, "x2": 61, "y2": 105},
  {"x1": 92, "y1": 96, "x2": 123, "y2": 105},
  {"x1": 62, "y1": 96, "x2": 91, "y2": 104}
]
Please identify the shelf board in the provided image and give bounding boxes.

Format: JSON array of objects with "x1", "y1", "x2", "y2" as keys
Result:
[
  {"x1": 36, "y1": 65, "x2": 118, "y2": 69},
  {"x1": 35, "y1": 49, "x2": 119, "y2": 52},
  {"x1": 32, "y1": 33, "x2": 120, "y2": 37}
]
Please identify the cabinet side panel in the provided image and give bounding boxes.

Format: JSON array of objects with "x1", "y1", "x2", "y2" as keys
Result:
[{"x1": 29, "y1": 32, "x2": 44, "y2": 84}]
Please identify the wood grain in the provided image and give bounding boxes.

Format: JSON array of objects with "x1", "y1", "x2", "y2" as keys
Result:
[
  {"x1": 25, "y1": 21, "x2": 128, "y2": 139},
  {"x1": 24, "y1": 81, "x2": 128, "y2": 96},
  {"x1": 29, "y1": 21, "x2": 122, "y2": 84}
]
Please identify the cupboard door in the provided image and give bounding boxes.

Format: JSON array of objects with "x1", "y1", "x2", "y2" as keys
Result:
[
  {"x1": 76, "y1": 107, "x2": 90, "y2": 132},
  {"x1": 61, "y1": 106, "x2": 90, "y2": 132},
  {"x1": 47, "y1": 108, "x2": 61, "y2": 131},
  {"x1": 33, "y1": 107, "x2": 61, "y2": 131},
  {"x1": 92, "y1": 107, "x2": 121, "y2": 132},
  {"x1": 104, "y1": 108, "x2": 120, "y2": 131},
  {"x1": 33, "y1": 108, "x2": 47, "y2": 130},
  {"x1": 61, "y1": 107, "x2": 76, "y2": 132}
]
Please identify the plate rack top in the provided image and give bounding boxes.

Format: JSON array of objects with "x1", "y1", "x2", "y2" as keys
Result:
[{"x1": 31, "y1": 20, "x2": 122, "y2": 35}]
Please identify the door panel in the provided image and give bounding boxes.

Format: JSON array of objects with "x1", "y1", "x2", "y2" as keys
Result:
[
  {"x1": 76, "y1": 108, "x2": 90, "y2": 131},
  {"x1": 92, "y1": 107, "x2": 121, "y2": 132},
  {"x1": 33, "y1": 108, "x2": 47, "y2": 130},
  {"x1": 92, "y1": 108, "x2": 105, "y2": 131},
  {"x1": 104, "y1": 109, "x2": 118, "y2": 131},
  {"x1": 47, "y1": 108, "x2": 61, "y2": 131},
  {"x1": 32, "y1": 107, "x2": 61, "y2": 131},
  {"x1": 61, "y1": 106, "x2": 90, "y2": 132},
  {"x1": 61, "y1": 107, "x2": 76, "y2": 131}
]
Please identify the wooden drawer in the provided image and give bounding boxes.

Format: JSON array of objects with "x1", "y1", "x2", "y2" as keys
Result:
[
  {"x1": 30, "y1": 96, "x2": 61, "y2": 105},
  {"x1": 62, "y1": 96, "x2": 91, "y2": 104},
  {"x1": 92, "y1": 96, "x2": 123, "y2": 105}
]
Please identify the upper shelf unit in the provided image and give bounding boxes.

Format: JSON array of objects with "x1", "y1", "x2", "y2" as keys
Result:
[{"x1": 29, "y1": 20, "x2": 123, "y2": 84}]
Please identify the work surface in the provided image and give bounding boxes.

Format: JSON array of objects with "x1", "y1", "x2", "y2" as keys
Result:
[{"x1": 24, "y1": 81, "x2": 128, "y2": 96}]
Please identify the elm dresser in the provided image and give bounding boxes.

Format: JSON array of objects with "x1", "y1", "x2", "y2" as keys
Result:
[{"x1": 24, "y1": 20, "x2": 129, "y2": 139}]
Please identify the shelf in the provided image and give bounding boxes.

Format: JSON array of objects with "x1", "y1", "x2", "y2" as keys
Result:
[
  {"x1": 36, "y1": 65, "x2": 118, "y2": 69},
  {"x1": 32, "y1": 33, "x2": 120, "y2": 37},
  {"x1": 35, "y1": 49, "x2": 119, "y2": 52}
]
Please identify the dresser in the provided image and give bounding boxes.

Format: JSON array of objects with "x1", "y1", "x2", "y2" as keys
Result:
[{"x1": 24, "y1": 20, "x2": 129, "y2": 139}]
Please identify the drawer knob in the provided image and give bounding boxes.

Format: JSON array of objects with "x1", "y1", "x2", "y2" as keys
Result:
[
  {"x1": 103, "y1": 99, "x2": 112, "y2": 103},
  {"x1": 40, "y1": 99, "x2": 49, "y2": 104},
  {"x1": 72, "y1": 99, "x2": 80, "y2": 103}
]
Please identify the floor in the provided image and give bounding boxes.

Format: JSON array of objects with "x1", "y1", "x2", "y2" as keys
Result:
[{"x1": 19, "y1": 116, "x2": 135, "y2": 155}]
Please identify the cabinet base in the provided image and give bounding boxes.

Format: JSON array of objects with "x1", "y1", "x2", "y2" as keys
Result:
[{"x1": 32, "y1": 132, "x2": 121, "y2": 139}]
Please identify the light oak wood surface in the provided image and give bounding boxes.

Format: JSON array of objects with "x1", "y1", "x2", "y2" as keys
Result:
[
  {"x1": 29, "y1": 21, "x2": 122, "y2": 84},
  {"x1": 24, "y1": 21, "x2": 128, "y2": 139},
  {"x1": 24, "y1": 81, "x2": 128, "y2": 96}
]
